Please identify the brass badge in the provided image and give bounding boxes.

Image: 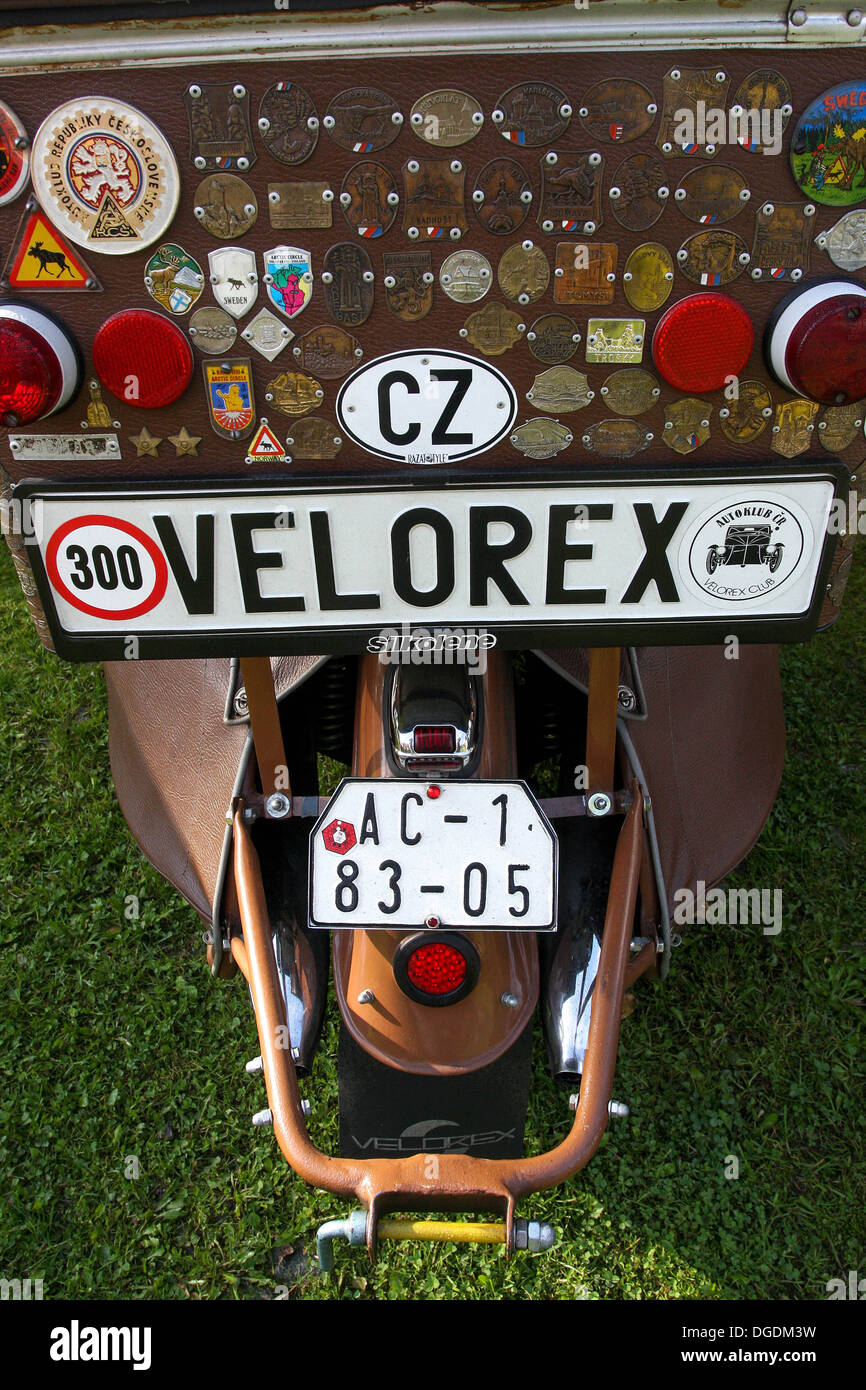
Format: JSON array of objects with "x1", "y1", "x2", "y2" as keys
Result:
[
  {"x1": 292, "y1": 324, "x2": 362, "y2": 379},
  {"x1": 732, "y1": 70, "x2": 792, "y2": 154},
  {"x1": 771, "y1": 399, "x2": 818, "y2": 457},
  {"x1": 554, "y1": 242, "x2": 617, "y2": 304},
  {"x1": 439, "y1": 249, "x2": 492, "y2": 303},
  {"x1": 538, "y1": 152, "x2": 603, "y2": 234},
  {"x1": 203, "y1": 358, "x2": 256, "y2": 440},
  {"x1": 194, "y1": 175, "x2": 258, "y2": 239},
  {"x1": 610, "y1": 153, "x2": 667, "y2": 232},
  {"x1": 674, "y1": 164, "x2": 749, "y2": 224},
  {"x1": 285, "y1": 417, "x2": 343, "y2": 461},
  {"x1": 623, "y1": 242, "x2": 674, "y2": 311},
  {"x1": 600, "y1": 368, "x2": 660, "y2": 416},
  {"x1": 526, "y1": 313, "x2": 581, "y2": 364},
  {"x1": 497, "y1": 240, "x2": 549, "y2": 304},
  {"x1": 383, "y1": 250, "x2": 434, "y2": 320},
  {"x1": 462, "y1": 302, "x2": 524, "y2": 356},
  {"x1": 510, "y1": 418, "x2": 573, "y2": 459},
  {"x1": 402, "y1": 157, "x2": 467, "y2": 240},
  {"x1": 86, "y1": 381, "x2": 115, "y2": 429},
  {"x1": 579, "y1": 79, "x2": 657, "y2": 145},
  {"x1": 657, "y1": 67, "x2": 730, "y2": 157},
  {"x1": 322, "y1": 243, "x2": 375, "y2": 326},
  {"x1": 814, "y1": 210, "x2": 866, "y2": 272},
  {"x1": 189, "y1": 305, "x2": 237, "y2": 355},
  {"x1": 268, "y1": 181, "x2": 332, "y2": 230},
  {"x1": 526, "y1": 366, "x2": 593, "y2": 413},
  {"x1": 130, "y1": 427, "x2": 161, "y2": 458},
  {"x1": 341, "y1": 161, "x2": 398, "y2": 238},
  {"x1": 324, "y1": 88, "x2": 402, "y2": 153},
  {"x1": 751, "y1": 202, "x2": 813, "y2": 282},
  {"x1": 493, "y1": 82, "x2": 572, "y2": 147},
  {"x1": 586, "y1": 318, "x2": 645, "y2": 365},
  {"x1": 472, "y1": 158, "x2": 532, "y2": 236},
  {"x1": 208, "y1": 246, "x2": 258, "y2": 319},
  {"x1": 258, "y1": 82, "x2": 319, "y2": 166},
  {"x1": 582, "y1": 419, "x2": 652, "y2": 459},
  {"x1": 264, "y1": 371, "x2": 324, "y2": 418},
  {"x1": 186, "y1": 82, "x2": 255, "y2": 172},
  {"x1": 677, "y1": 230, "x2": 750, "y2": 287},
  {"x1": 663, "y1": 398, "x2": 712, "y2": 454},
  {"x1": 409, "y1": 90, "x2": 483, "y2": 147},
  {"x1": 0, "y1": 99, "x2": 29, "y2": 207},
  {"x1": 169, "y1": 426, "x2": 201, "y2": 459},
  {"x1": 719, "y1": 381, "x2": 773, "y2": 443},
  {"x1": 144, "y1": 243, "x2": 204, "y2": 315},
  {"x1": 241, "y1": 307, "x2": 294, "y2": 362},
  {"x1": 818, "y1": 400, "x2": 864, "y2": 452},
  {"x1": 263, "y1": 246, "x2": 312, "y2": 321}
]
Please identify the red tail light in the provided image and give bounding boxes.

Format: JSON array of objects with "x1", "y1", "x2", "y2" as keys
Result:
[
  {"x1": 0, "y1": 303, "x2": 81, "y2": 426},
  {"x1": 92, "y1": 309, "x2": 193, "y2": 408},
  {"x1": 413, "y1": 725, "x2": 457, "y2": 754},
  {"x1": 393, "y1": 931, "x2": 480, "y2": 1007},
  {"x1": 653, "y1": 292, "x2": 754, "y2": 393}
]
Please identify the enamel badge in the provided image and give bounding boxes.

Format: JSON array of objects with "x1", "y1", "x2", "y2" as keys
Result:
[
  {"x1": 263, "y1": 246, "x2": 312, "y2": 320},
  {"x1": 208, "y1": 247, "x2": 258, "y2": 319},
  {"x1": 203, "y1": 358, "x2": 256, "y2": 440},
  {"x1": 0, "y1": 99, "x2": 29, "y2": 207},
  {"x1": 145, "y1": 244, "x2": 204, "y2": 315},
  {"x1": 31, "y1": 98, "x2": 180, "y2": 255},
  {"x1": 1, "y1": 198, "x2": 101, "y2": 292}
]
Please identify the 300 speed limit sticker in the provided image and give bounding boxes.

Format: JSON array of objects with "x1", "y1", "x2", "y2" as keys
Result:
[{"x1": 45, "y1": 515, "x2": 168, "y2": 621}]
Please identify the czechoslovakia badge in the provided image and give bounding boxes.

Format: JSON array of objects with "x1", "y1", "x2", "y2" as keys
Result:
[{"x1": 31, "y1": 98, "x2": 180, "y2": 255}]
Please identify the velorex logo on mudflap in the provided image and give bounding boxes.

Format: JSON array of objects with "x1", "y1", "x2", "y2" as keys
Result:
[{"x1": 17, "y1": 462, "x2": 844, "y2": 660}]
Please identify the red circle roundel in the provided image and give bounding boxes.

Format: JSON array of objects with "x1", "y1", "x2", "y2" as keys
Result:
[{"x1": 46, "y1": 515, "x2": 168, "y2": 621}]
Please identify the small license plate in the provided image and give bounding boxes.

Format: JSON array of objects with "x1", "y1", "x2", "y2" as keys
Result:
[{"x1": 308, "y1": 779, "x2": 557, "y2": 931}]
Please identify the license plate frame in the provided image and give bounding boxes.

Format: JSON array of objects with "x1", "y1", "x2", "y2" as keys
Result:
[
  {"x1": 13, "y1": 461, "x2": 847, "y2": 661},
  {"x1": 308, "y1": 777, "x2": 558, "y2": 932}
]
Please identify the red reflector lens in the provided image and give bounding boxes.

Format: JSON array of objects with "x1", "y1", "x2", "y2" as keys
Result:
[
  {"x1": 413, "y1": 725, "x2": 457, "y2": 754},
  {"x1": 653, "y1": 293, "x2": 754, "y2": 393},
  {"x1": 406, "y1": 942, "x2": 467, "y2": 995},
  {"x1": 784, "y1": 296, "x2": 866, "y2": 405},
  {"x1": 0, "y1": 319, "x2": 63, "y2": 426},
  {"x1": 93, "y1": 309, "x2": 193, "y2": 408}
]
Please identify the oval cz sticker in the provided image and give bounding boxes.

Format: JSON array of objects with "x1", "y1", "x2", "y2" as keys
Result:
[
  {"x1": 336, "y1": 349, "x2": 518, "y2": 464},
  {"x1": 46, "y1": 515, "x2": 168, "y2": 621}
]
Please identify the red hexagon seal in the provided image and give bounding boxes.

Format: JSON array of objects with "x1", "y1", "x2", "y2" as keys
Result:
[{"x1": 322, "y1": 818, "x2": 356, "y2": 854}]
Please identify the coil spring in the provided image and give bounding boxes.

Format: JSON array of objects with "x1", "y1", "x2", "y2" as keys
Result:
[{"x1": 315, "y1": 657, "x2": 354, "y2": 761}]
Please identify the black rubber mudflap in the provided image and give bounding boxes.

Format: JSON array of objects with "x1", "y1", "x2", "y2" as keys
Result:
[{"x1": 338, "y1": 1020, "x2": 533, "y2": 1160}]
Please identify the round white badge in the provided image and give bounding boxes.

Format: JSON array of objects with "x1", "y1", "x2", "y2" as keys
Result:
[{"x1": 30, "y1": 98, "x2": 180, "y2": 256}]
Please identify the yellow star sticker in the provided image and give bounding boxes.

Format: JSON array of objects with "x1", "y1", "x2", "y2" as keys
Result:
[
  {"x1": 169, "y1": 426, "x2": 202, "y2": 457},
  {"x1": 130, "y1": 427, "x2": 162, "y2": 458}
]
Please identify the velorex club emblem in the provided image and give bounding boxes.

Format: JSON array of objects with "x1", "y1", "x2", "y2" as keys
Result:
[
  {"x1": 203, "y1": 358, "x2": 255, "y2": 439},
  {"x1": 264, "y1": 246, "x2": 313, "y2": 321},
  {"x1": 0, "y1": 98, "x2": 29, "y2": 207},
  {"x1": 208, "y1": 246, "x2": 258, "y2": 318},
  {"x1": 185, "y1": 81, "x2": 256, "y2": 172},
  {"x1": 30, "y1": 97, "x2": 180, "y2": 255},
  {"x1": 144, "y1": 243, "x2": 204, "y2": 315}
]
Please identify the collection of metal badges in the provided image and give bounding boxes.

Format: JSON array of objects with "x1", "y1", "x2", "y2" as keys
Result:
[{"x1": 3, "y1": 71, "x2": 866, "y2": 465}]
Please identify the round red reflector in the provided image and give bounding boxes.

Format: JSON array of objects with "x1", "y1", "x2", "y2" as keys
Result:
[
  {"x1": 652, "y1": 293, "x2": 754, "y2": 393},
  {"x1": 406, "y1": 942, "x2": 467, "y2": 995},
  {"x1": 0, "y1": 303, "x2": 81, "y2": 427},
  {"x1": 764, "y1": 278, "x2": 866, "y2": 405},
  {"x1": 92, "y1": 309, "x2": 193, "y2": 409}
]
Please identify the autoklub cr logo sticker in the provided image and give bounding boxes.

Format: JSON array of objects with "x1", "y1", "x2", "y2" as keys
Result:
[{"x1": 687, "y1": 499, "x2": 805, "y2": 603}]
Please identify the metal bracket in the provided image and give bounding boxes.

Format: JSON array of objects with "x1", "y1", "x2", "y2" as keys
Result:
[{"x1": 787, "y1": 2, "x2": 866, "y2": 42}]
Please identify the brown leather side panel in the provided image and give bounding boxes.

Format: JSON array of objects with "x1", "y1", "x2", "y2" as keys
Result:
[{"x1": 627, "y1": 643, "x2": 785, "y2": 906}]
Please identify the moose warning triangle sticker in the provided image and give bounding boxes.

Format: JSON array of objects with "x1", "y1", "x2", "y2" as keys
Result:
[
  {"x1": 245, "y1": 420, "x2": 287, "y2": 464},
  {"x1": 2, "y1": 199, "x2": 102, "y2": 292}
]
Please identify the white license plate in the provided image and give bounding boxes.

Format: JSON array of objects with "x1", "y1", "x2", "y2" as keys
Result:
[
  {"x1": 308, "y1": 779, "x2": 557, "y2": 931},
  {"x1": 16, "y1": 466, "x2": 844, "y2": 660}
]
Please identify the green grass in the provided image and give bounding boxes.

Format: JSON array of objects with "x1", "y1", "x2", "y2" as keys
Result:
[{"x1": 0, "y1": 539, "x2": 864, "y2": 1301}]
